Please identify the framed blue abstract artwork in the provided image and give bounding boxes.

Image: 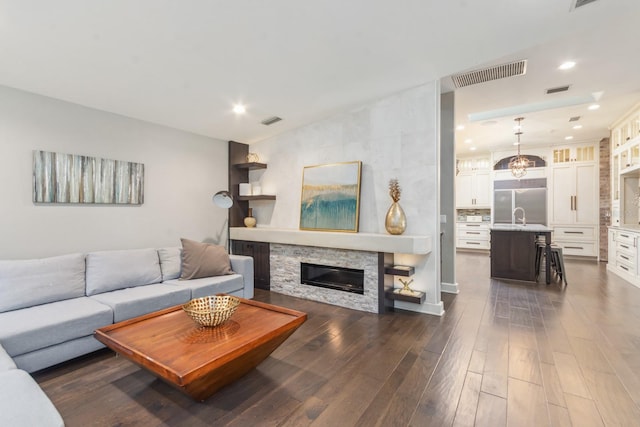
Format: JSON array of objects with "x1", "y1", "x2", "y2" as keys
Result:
[{"x1": 299, "y1": 161, "x2": 362, "y2": 232}]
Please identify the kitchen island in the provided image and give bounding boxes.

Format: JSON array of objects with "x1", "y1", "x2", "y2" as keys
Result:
[{"x1": 490, "y1": 224, "x2": 553, "y2": 284}]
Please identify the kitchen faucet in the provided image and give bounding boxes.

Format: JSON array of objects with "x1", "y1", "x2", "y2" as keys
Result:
[{"x1": 513, "y1": 207, "x2": 526, "y2": 226}]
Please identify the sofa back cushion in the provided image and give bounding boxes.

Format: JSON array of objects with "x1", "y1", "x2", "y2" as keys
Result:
[
  {"x1": 0, "y1": 253, "x2": 86, "y2": 313},
  {"x1": 85, "y1": 249, "x2": 162, "y2": 296},
  {"x1": 158, "y1": 247, "x2": 182, "y2": 281}
]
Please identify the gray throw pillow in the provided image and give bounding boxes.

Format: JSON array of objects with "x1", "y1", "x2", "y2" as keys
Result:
[{"x1": 180, "y1": 238, "x2": 234, "y2": 280}]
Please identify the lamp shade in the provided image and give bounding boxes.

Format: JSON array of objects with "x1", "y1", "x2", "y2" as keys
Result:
[{"x1": 212, "y1": 190, "x2": 233, "y2": 209}]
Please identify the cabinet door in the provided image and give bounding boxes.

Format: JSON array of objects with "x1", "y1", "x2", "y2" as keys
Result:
[
  {"x1": 252, "y1": 242, "x2": 271, "y2": 290},
  {"x1": 473, "y1": 171, "x2": 491, "y2": 207},
  {"x1": 574, "y1": 163, "x2": 597, "y2": 224},
  {"x1": 231, "y1": 240, "x2": 270, "y2": 290},
  {"x1": 455, "y1": 173, "x2": 474, "y2": 208},
  {"x1": 551, "y1": 165, "x2": 574, "y2": 224}
]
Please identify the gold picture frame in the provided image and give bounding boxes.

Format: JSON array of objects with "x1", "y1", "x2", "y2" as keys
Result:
[{"x1": 299, "y1": 161, "x2": 362, "y2": 232}]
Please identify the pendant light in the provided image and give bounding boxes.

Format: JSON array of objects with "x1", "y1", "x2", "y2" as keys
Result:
[{"x1": 509, "y1": 117, "x2": 532, "y2": 178}]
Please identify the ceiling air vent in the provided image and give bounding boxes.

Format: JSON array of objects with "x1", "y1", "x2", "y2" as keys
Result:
[
  {"x1": 451, "y1": 59, "x2": 527, "y2": 88},
  {"x1": 572, "y1": 0, "x2": 599, "y2": 9},
  {"x1": 569, "y1": 116, "x2": 581, "y2": 122},
  {"x1": 546, "y1": 85, "x2": 571, "y2": 94},
  {"x1": 261, "y1": 116, "x2": 282, "y2": 126}
]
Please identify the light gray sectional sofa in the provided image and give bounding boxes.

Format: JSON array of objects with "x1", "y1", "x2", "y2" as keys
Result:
[{"x1": 0, "y1": 246, "x2": 253, "y2": 427}]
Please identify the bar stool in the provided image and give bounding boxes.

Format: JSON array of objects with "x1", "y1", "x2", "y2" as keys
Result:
[
  {"x1": 550, "y1": 246, "x2": 568, "y2": 286},
  {"x1": 535, "y1": 241, "x2": 546, "y2": 280}
]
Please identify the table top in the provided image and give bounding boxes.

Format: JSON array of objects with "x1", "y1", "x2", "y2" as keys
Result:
[{"x1": 94, "y1": 298, "x2": 307, "y2": 387}]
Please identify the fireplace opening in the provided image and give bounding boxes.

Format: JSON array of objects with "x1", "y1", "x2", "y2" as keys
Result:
[{"x1": 300, "y1": 262, "x2": 364, "y2": 295}]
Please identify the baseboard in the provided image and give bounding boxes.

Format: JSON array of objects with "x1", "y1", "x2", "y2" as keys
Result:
[
  {"x1": 441, "y1": 281, "x2": 459, "y2": 294},
  {"x1": 394, "y1": 300, "x2": 445, "y2": 316}
]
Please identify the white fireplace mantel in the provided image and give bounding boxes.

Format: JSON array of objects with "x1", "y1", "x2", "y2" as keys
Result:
[{"x1": 230, "y1": 227, "x2": 432, "y2": 255}]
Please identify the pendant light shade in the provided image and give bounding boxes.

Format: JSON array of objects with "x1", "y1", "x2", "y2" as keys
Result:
[{"x1": 509, "y1": 117, "x2": 532, "y2": 178}]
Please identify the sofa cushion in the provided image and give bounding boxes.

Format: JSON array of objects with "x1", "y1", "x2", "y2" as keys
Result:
[
  {"x1": 0, "y1": 370, "x2": 64, "y2": 427},
  {"x1": 180, "y1": 238, "x2": 233, "y2": 280},
  {"x1": 0, "y1": 253, "x2": 85, "y2": 313},
  {"x1": 0, "y1": 297, "x2": 113, "y2": 357},
  {"x1": 86, "y1": 248, "x2": 162, "y2": 296},
  {"x1": 158, "y1": 247, "x2": 182, "y2": 281},
  {"x1": 163, "y1": 274, "x2": 244, "y2": 299},
  {"x1": 89, "y1": 283, "x2": 191, "y2": 323},
  {"x1": 0, "y1": 344, "x2": 16, "y2": 371}
]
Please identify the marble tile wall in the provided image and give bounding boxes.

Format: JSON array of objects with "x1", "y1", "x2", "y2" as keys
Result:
[{"x1": 270, "y1": 243, "x2": 380, "y2": 313}]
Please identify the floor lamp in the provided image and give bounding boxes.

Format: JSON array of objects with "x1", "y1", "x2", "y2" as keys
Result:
[{"x1": 212, "y1": 190, "x2": 233, "y2": 253}]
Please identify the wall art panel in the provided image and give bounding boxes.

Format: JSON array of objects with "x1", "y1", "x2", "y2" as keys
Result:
[{"x1": 33, "y1": 150, "x2": 144, "y2": 204}]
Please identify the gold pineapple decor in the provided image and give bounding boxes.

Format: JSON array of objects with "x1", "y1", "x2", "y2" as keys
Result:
[
  {"x1": 385, "y1": 178, "x2": 406, "y2": 235},
  {"x1": 389, "y1": 178, "x2": 401, "y2": 202}
]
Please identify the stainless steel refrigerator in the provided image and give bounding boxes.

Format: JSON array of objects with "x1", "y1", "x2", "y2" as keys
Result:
[{"x1": 493, "y1": 178, "x2": 547, "y2": 225}]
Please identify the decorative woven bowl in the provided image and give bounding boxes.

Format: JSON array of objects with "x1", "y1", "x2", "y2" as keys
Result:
[{"x1": 182, "y1": 295, "x2": 241, "y2": 327}]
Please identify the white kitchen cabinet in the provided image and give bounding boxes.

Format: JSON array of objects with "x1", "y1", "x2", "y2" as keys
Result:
[
  {"x1": 456, "y1": 222, "x2": 490, "y2": 250},
  {"x1": 552, "y1": 144, "x2": 595, "y2": 163},
  {"x1": 551, "y1": 163, "x2": 598, "y2": 225},
  {"x1": 456, "y1": 170, "x2": 490, "y2": 208},
  {"x1": 551, "y1": 149, "x2": 598, "y2": 257},
  {"x1": 608, "y1": 227, "x2": 640, "y2": 287}
]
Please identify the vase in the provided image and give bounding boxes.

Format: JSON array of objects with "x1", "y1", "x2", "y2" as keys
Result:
[
  {"x1": 385, "y1": 202, "x2": 406, "y2": 235},
  {"x1": 244, "y1": 208, "x2": 257, "y2": 228}
]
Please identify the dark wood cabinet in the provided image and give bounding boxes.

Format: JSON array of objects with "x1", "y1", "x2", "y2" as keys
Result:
[
  {"x1": 232, "y1": 240, "x2": 270, "y2": 290},
  {"x1": 490, "y1": 230, "x2": 536, "y2": 281}
]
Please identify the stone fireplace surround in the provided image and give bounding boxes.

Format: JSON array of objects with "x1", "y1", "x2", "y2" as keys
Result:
[{"x1": 230, "y1": 227, "x2": 432, "y2": 313}]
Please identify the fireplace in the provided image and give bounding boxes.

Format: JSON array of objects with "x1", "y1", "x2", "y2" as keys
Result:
[{"x1": 300, "y1": 262, "x2": 364, "y2": 295}]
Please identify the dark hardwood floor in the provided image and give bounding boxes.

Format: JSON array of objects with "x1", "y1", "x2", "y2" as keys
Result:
[{"x1": 34, "y1": 252, "x2": 640, "y2": 426}]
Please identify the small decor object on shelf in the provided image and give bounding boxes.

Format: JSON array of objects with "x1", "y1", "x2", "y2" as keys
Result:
[
  {"x1": 385, "y1": 178, "x2": 406, "y2": 235},
  {"x1": 246, "y1": 152, "x2": 260, "y2": 163},
  {"x1": 244, "y1": 207, "x2": 257, "y2": 228},
  {"x1": 251, "y1": 182, "x2": 262, "y2": 196},
  {"x1": 182, "y1": 295, "x2": 241, "y2": 327},
  {"x1": 239, "y1": 183, "x2": 252, "y2": 196},
  {"x1": 396, "y1": 278, "x2": 415, "y2": 295}
]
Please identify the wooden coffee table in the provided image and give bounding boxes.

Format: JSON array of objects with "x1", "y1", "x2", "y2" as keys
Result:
[{"x1": 94, "y1": 297, "x2": 306, "y2": 401}]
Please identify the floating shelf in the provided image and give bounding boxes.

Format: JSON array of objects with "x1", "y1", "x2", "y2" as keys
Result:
[
  {"x1": 236, "y1": 195, "x2": 276, "y2": 201},
  {"x1": 385, "y1": 289, "x2": 425, "y2": 304},
  {"x1": 234, "y1": 162, "x2": 268, "y2": 170},
  {"x1": 384, "y1": 265, "x2": 415, "y2": 276}
]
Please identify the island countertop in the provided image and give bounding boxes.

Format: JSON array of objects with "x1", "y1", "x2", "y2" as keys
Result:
[{"x1": 490, "y1": 223, "x2": 553, "y2": 232}]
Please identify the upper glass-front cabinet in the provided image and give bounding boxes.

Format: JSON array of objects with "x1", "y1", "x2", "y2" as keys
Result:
[{"x1": 552, "y1": 145, "x2": 595, "y2": 163}]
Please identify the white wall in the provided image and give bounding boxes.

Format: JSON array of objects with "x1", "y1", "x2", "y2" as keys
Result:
[
  {"x1": 249, "y1": 82, "x2": 443, "y2": 315},
  {"x1": 0, "y1": 85, "x2": 228, "y2": 259}
]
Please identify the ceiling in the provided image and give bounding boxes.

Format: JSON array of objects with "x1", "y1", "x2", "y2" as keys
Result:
[
  {"x1": 452, "y1": 8, "x2": 640, "y2": 157},
  {"x1": 0, "y1": 1, "x2": 639, "y2": 149}
]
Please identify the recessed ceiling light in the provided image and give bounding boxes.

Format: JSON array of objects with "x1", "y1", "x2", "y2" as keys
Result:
[
  {"x1": 558, "y1": 61, "x2": 576, "y2": 70},
  {"x1": 233, "y1": 104, "x2": 246, "y2": 114},
  {"x1": 456, "y1": 125, "x2": 465, "y2": 131},
  {"x1": 565, "y1": 136, "x2": 574, "y2": 140},
  {"x1": 470, "y1": 147, "x2": 477, "y2": 151},
  {"x1": 588, "y1": 104, "x2": 600, "y2": 110},
  {"x1": 573, "y1": 124, "x2": 583, "y2": 130},
  {"x1": 464, "y1": 139, "x2": 472, "y2": 144}
]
